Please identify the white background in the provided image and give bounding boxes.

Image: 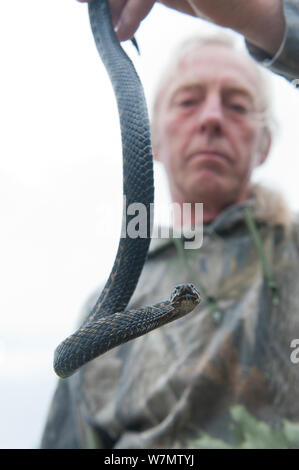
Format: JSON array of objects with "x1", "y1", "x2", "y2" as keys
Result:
[{"x1": 0, "y1": 0, "x2": 298, "y2": 448}]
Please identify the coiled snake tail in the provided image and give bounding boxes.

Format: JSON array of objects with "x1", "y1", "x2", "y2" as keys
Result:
[{"x1": 54, "y1": 284, "x2": 201, "y2": 378}]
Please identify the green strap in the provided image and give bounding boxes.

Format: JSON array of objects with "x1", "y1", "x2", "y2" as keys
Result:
[{"x1": 244, "y1": 207, "x2": 279, "y2": 306}]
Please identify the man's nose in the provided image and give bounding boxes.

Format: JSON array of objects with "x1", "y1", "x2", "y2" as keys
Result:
[{"x1": 196, "y1": 93, "x2": 223, "y2": 135}]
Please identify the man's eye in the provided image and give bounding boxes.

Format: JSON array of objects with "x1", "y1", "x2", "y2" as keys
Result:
[
  {"x1": 229, "y1": 103, "x2": 247, "y2": 114},
  {"x1": 178, "y1": 99, "x2": 197, "y2": 107}
]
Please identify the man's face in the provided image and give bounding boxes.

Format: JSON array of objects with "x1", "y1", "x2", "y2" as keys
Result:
[{"x1": 154, "y1": 45, "x2": 270, "y2": 215}]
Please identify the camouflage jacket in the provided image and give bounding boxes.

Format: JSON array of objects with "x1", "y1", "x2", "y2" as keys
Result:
[
  {"x1": 41, "y1": 1, "x2": 299, "y2": 449},
  {"x1": 41, "y1": 184, "x2": 299, "y2": 448}
]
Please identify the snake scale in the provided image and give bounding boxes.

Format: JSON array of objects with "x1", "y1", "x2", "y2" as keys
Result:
[{"x1": 53, "y1": 0, "x2": 201, "y2": 379}]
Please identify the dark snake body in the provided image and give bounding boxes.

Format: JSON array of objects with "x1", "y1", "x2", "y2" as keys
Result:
[{"x1": 53, "y1": 0, "x2": 200, "y2": 379}]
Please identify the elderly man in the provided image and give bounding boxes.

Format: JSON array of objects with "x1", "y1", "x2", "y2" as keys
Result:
[{"x1": 41, "y1": 0, "x2": 299, "y2": 448}]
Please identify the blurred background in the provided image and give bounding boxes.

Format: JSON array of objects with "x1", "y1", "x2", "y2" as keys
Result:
[{"x1": 0, "y1": 0, "x2": 298, "y2": 448}]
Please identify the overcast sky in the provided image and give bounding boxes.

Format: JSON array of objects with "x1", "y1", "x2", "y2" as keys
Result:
[{"x1": 0, "y1": 0, "x2": 299, "y2": 448}]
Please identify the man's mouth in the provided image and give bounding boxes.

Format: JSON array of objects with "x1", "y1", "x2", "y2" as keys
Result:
[{"x1": 188, "y1": 150, "x2": 231, "y2": 164}]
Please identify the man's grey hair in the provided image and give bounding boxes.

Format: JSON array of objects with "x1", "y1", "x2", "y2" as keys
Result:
[{"x1": 150, "y1": 33, "x2": 277, "y2": 147}]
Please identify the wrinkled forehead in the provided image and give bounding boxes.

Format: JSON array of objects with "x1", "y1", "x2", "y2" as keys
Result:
[{"x1": 161, "y1": 45, "x2": 263, "y2": 107}]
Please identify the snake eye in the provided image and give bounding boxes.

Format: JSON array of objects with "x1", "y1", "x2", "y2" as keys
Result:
[{"x1": 170, "y1": 286, "x2": 181, "y2": 302}]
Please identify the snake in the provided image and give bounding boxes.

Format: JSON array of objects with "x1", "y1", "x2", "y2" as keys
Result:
[{"x1": 53, "y1": 0, "x2": 201, "y2": 379}]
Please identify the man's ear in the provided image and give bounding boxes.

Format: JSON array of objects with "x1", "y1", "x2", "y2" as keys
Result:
[{"x1": 258, "y1": 129, "x2": 271, "y2": 166}]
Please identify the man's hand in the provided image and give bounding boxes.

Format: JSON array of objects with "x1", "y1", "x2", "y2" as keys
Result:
[
  {"x1": 77, "y1": 0, "x2": 156, "y2": 41},
  {"x1": 77, "y1": 0, "x2": 285, "y2": 56}
]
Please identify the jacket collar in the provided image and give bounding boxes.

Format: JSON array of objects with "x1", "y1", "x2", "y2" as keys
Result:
[{"x1": 148, "y1": 183, "x2": 293, "y2": 256}]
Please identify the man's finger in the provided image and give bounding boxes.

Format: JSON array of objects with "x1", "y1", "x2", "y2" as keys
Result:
[
  {"x1": 114, "y1": 0, "x2": 156, "y2": 41},
  {"x1": 108, "y1": 0, "x2": 127, "y2": 28}
]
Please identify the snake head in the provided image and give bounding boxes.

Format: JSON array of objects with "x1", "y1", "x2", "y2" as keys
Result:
[{"x1": 170, "y1": 283, "x2": 201, "y2": 312}]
